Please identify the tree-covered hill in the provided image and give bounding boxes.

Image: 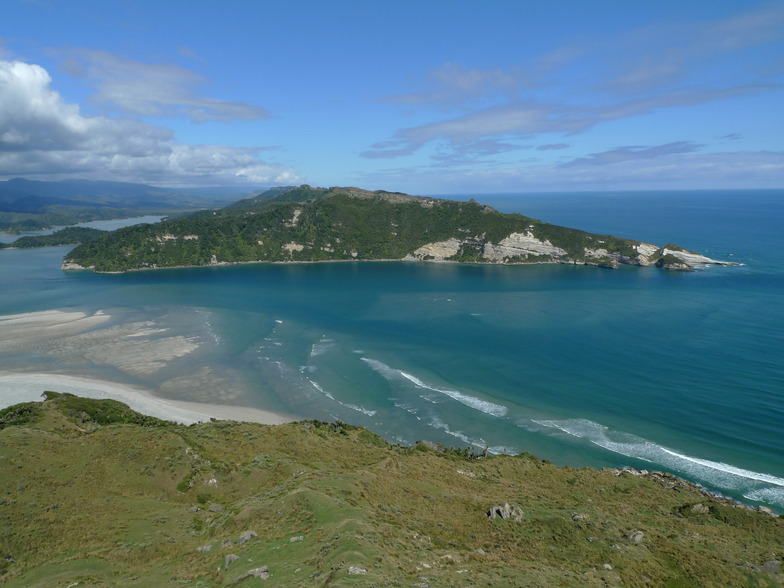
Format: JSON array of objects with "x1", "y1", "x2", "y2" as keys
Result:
[
  {"x1": 0, "y1": 226, "x2": 107, "y2": 249},
  {"x1": 63, "y1": 185, "x2": 725, "y2": 272}
]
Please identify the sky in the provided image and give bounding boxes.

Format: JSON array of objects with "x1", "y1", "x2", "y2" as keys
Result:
[{"x1": 0, "y1": 0, "x2": 782, "y2": 194}]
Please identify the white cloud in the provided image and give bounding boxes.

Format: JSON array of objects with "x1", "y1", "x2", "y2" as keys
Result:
[
  {"x1": 383, "y1": 62, "x2": 526, "y2": 109},
  {"x1": 560, "y1": 141, "x2": 703, "y2": 168},
  {"x1": 0, "y1": 59, "x2": 301, "y2": 186},
  {"x1": 363, "y1": 85, "x2": 764, "y2": 160},
  {"x1": 60, "y1": 49, "x2": 269, "y2": 122},
  {"x1": 364, "y1": 4, "x2": 784, "y2": 165},
  {"x1": 360, "y1": 146, "x2": 784, "y2": 193}
]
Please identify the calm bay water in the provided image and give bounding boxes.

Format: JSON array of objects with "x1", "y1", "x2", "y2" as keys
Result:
[{"x1": 1, "y1": 190, "x2": 782, "y2": 509}]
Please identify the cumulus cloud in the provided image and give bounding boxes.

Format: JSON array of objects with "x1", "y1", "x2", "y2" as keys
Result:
[
  {"x1": 60, "y1": 50, "x2": 269, "y2": 122},
  {"x1": 0, "y1": 59, "x2": 301, "y2": 185}
]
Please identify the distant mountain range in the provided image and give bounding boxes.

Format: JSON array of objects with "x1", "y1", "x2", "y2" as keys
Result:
[{"x1": 0, "y1": 178, "x2": 259, "y2": 232}]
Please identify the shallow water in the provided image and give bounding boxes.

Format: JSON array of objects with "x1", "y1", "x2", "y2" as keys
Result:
[{"x1": 1, "y1": 190, "x2": 782, "y2": 509}]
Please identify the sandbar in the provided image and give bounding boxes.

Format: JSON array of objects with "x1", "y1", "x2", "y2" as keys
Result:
[{"x1": 0, "y1": 309, "x2": 110, "y2": 344}]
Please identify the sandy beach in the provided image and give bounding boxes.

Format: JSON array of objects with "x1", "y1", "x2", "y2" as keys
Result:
[
  {"x1": 0, "y1": 309, "x2": 294, "y2": 425},
  {"x1": 0, "y1": 373, "x2": 292, "y2": 425}
]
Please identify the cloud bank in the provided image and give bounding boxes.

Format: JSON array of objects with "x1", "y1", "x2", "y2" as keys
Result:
[
  {"x1": 0, "y1": 59, "x2": 300, "y2": 186},
  {"x1": 60, "y1": 50, "x2": 269, "y2": 123}
]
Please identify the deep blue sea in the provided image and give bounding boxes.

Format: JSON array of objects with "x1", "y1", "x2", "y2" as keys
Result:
[{"x1": 1, "y1": 190, "x2": 782, "y2": 510}]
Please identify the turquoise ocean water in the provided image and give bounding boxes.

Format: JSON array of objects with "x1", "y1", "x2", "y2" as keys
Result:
[{"x1": 1, "y1": 190, "x2": 782, "y2": 510}]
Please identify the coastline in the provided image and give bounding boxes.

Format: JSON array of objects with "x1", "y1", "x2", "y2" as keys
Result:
[
  {"x1": 2, "y1": 374, "x2": 778, "y2": 517},
  {"x1": 62, "y1": 256, "x2": 638, "y2": 274},
  {"x1": 0, "y1": 372, "x2": 294, "y2": 426},
  {"x1": 0, "y1": 308, "x2": 296, "y2": 426},
  {"x1": 61, "y1": 249, "x2": 737, "y2": 274}
]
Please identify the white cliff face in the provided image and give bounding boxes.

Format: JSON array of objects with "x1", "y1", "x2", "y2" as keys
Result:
[
  {"x1": 482, "y1": 232, "x2": 567, "y2": 262},
  {"x1": 660, "y1": 247, "x2": 735, "y2": 266},
  {"x1": 584, "y1": 247, "x2": 610, "y2": 259},
  {"x1": 405, "y1": 238, "x2": 463, "y2": 261},
  {"x1": 635, "y1": 243, "x2": 659, "y2": 257}
]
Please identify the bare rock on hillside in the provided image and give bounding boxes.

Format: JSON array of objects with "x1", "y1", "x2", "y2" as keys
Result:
[
  {"x1": 236, "y1": 565, "x2": 269, "y2": 580},
  {"x1": 238, "y1": 530, "x2": 257, "y2": 544},
  {"x1": 487, "y1": 503, "x2": 523, "y2": 521}
]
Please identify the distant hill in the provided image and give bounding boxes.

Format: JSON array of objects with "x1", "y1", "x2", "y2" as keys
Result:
[
  {"x1": 0, "y1": 392, "x2": 781, "y2": 586},
  {"x1": 63, "y1": 185, "x2": 733, "y2": 272},
  {"x1": 0, "y1": 178, "x2": 259, "y2": 232},
  {"x1": 0, "y1": 226, "x2": 107, "y2": 249}
]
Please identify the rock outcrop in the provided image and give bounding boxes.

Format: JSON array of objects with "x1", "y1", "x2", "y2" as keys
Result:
[
  {"x1": 486, "y1": 503, "x2": 524, "y2": 521},
  {"x1": 483, "y1": 232, "x2": 567, "y2": 261}
]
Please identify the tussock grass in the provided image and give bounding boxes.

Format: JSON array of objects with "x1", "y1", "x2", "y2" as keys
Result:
[{"x1": 1, "y1": 394, "x2": 781, "y2": 586}]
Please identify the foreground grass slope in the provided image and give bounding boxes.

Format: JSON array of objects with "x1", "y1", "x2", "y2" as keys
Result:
[{"x1": 1, "y1": 393, "x2": 781, "y2": 587}]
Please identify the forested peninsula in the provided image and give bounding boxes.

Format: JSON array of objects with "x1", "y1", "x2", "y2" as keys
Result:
[
  {"x1": 63, "y1": 186, "x2": 731, "y2": 273},
  {"x1": 0, "y1": 226, "x2": 106, "y2": 249}
]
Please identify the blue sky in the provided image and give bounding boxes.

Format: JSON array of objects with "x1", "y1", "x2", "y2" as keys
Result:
[{"x1": 1, "y1": 0, "x2": 782, "y2": 194}]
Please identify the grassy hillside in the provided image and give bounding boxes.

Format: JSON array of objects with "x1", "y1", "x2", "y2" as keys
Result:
[
  {"x1": 1, "y1": 393, "x2": 781, "y2": 587},
  {"x1": 63, "y1": 186, "x2": 661, "y2": 272}
]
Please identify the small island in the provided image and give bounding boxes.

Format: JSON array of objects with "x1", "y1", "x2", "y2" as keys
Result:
[{"x1": 62, "y1": 186, "x2": 735, "y2": 273}]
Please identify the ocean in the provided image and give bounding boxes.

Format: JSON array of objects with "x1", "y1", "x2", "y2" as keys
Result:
[{"x1": 1, "y1": 189, "x2": 782, "y2": 510}]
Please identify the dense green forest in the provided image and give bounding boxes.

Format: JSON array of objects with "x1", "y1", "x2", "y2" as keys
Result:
[
  {"x1": 64, "y1": 186, "x2": 661, "y2": 272},
  {"x1": 0, "y1": 227, "x2": 107, "y2": 249}
]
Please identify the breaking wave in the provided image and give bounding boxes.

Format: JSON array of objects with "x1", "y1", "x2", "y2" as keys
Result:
[
  {"x1": 532, "y1": 418, "x2": 784, "y2": 506},
  {"x1": 361, "y1": 357, "x2": 508, "y2": 417}
]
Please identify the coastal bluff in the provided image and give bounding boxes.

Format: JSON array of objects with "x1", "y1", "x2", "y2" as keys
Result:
[
  {"x1": 62, "y1": 186, "x2": 737, "y2": 273},
  {"x1": 1, "y1": 393, "x2": 782, "y2": 586}
]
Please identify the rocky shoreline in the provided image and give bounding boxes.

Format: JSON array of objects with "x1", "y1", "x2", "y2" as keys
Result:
[{"x1": 603, "y1": 466, "x2": 780, "y2": 517}]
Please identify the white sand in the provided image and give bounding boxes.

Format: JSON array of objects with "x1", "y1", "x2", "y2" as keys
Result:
[
  {"x1": 0, "y1": 308, "x2": 295, "y2": 425},
  {"x1": 0, "y1": 373, "x2": 293, "y2": 426},
  {"x1": 0, "y1": 309, "x2": 110, "y2": 343}
]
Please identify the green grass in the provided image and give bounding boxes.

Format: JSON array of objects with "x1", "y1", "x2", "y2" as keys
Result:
[{"x1": 1, "y1": 395, "x2": 782, "y2": 586}]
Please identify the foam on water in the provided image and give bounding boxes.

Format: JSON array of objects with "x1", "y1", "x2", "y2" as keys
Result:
[
  {"x1": 195, "y1": 310, "x2": 222, "y2": 345},
  {"x1": 344, "y1": 403, "x2": 377, "y2": 417},
  {"x1": 310, "y1": 337, "x2": 334, "y2": 357},
  {"x1": 393, "y1": 402, "x2": 422, "y2": 420},
  {"x1": 744, "y1": 488, "x2": 784, "y2": 507},
  {"x1": 532, "y1": 418, "x2": 784, "y2": 503},
  {"x1": 361, "y1": 357, "x2": 508, "y2": 417},
  {"x1": 307, "y1": 378, "x2": 334, "y2": 400},
  {"x1": 429, "y1": 416, "x2": 482, "y2": 447},
  {"x1": 659, "y1": 448, "x2": 784, "y2": 487}
]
